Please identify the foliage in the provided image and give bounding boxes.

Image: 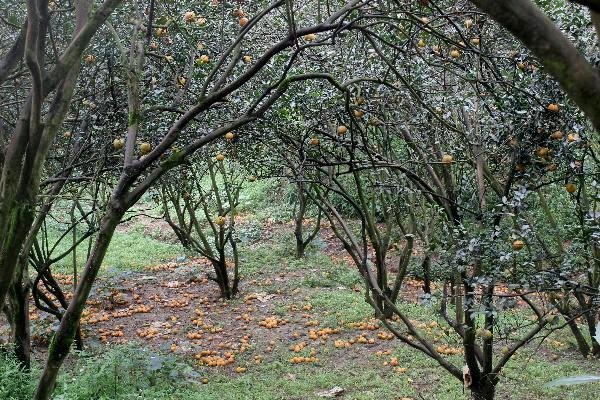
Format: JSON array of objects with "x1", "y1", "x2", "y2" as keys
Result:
[{"x1": 0, "y1": 348, "x2": 34, "y2": 400}]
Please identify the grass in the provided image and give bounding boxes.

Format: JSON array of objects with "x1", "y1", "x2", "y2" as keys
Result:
[
  {"x1": 32, "y1": 339, "x2": 600, "y2": 400},
  {"x1": 41, "y1": 220, "x2": 183, "y2": 275}
]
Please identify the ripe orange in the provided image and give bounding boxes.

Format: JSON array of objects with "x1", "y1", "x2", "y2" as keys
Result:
[
  {"x1": 441, "y1": 154, "x2": 453, "y2": 164},
  {"x1": 225, "y1": 132, "x2": 235, "y2": 140},
  {"x1": 565, "y1": 182, "x2": 576, "y2": 193},
  {"x1": 184, "y1": 11, "x2": 196, "y2": 23},
  {"x1": 216, "y1": 153, "x2": 225, "y2": 161},
  {"x1": 512, "y1": 240, "x2": 524, "y2": 251},
  {"x1": 310, "y1": 138, "x2": 319, "y2": 146},
  {"x1": 547, "y1": 103, "x2": 559, "y2": 112},
  {"x1": 215, "y1": 216, "x2": 226, "y2": 226},
  {"x1": 550, "y1": 131, "x2": 563, "y2": 140},
  {"x1": 239, "y1": 17, "x2": 249, "y2": 27},
  {"x1": 113, "y1": 138, "x2": 125, "y2": 150},
  {"x1": 450, "y1": 49, "x2": 460, "y2": 59},
  {"x1": 304, "y1": 33, "x2": 316, "y2": 41},
  {"x1": 337, "y1": 125, "x2": 348, "y2": 135},
  {"x1": 515, "y1": 163, "x2": 526, "y2": 172},
  {"x1": 140, "y1": 142, "x2": 151, "y2": 155}
]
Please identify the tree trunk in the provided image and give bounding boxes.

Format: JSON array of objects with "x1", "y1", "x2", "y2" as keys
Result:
[
  {"x1": 295, "y1": 227, "x2": 306, "y2": 259},
  {"x1": 422, "y1": 253, "x2": 431, "y2": 294},
  {"x1": 34, "y1": 205, "x2": 124, "y2": 400},
  {"x1": 470, "y1": 379, "x2": 496, "y2": 400},
  {"x1": 212, "y1": 258, "x2": 232, "y2": 300},
  {"x1": 4, "y1": 267, "x2": 31, "y2": 370},
  {"x1": 0, "y1": 199, "x2": 35, "y2": 312},
  {"x1": 294, "y1": 182, "x2": 307, "y2": 259}
]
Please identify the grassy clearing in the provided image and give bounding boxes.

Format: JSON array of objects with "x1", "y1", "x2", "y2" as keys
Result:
[{"x1": 41, "y1": 214, "x2": 183, "y2": 275}]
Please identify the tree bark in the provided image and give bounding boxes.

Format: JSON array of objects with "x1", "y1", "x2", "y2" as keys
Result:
[
  {"x1": 33, "y1": 204, "x2": 124, "y2": 400},
  {"x1": 3, "y1": 260, "x2": 31, "y2": 370},
  {"x1": 470, "y1": 378, "x2": 496, "y2": 400}
]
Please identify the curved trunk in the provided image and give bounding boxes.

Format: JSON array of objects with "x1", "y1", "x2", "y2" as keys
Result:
[{"x1": 34, "y1": 206, "x2": 124, "y2": 400}]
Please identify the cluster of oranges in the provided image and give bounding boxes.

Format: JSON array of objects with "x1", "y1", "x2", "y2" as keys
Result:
[
  {"x1": 258, "y1": 316, "x2": 290, "y2": 328},
  {"x1": 98, "y1": 327, "x2": 124, "y2": 342},
  {"x1": 234, "y1": 8, "x2": 248, "y2": 27},
  {"x1": 132, "y1": 305, "x2": 153, "y2": 313},
  {"x1": 290, "y1": 341, "x2": 307, "y2": 352},
  {"x1": 436, "y1": 344, "x2": 463, "y2": 355},
  {"x1": 308, "y1": 327, "x2": 341, "y2": 340},
  {"x1": 290, "y1": 356, "x2": 319, "y2": 364},
  {"x1": 348, "y1": 321, "x2": 380, "y2": 331},
  {"x1": 334, "y1": 339, "x2": 351, "y2": 348},
  {"x1": 164, "y1": 299, "x2": 190, "y2": 308},
  {"x1": 187, "y1": 331, "x2": 203, "y2": 340},
  {"x1": 377, "y1": 331, "x2": 395, "y2": 340},
  {"x1": 198, "y1": 353, "x2": 235, "y2": 367},
  {"x1": 83, "y1": 313, "x2": 109, "y2": 325},
  {"x1": 137, "y1": 327, "x2": 160, "y2": 339}
]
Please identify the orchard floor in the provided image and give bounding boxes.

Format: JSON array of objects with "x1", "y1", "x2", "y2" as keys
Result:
[{"x1": 2, "y1": 216, "x2": 599, "y2": 400}]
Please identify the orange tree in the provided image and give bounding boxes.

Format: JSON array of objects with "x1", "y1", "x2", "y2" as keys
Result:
[
  {"x1": 0, "y1": 0, "x2": 126, "y2": 328},
  {"x1": 468, "y1": 0, "x2": 600, "y2": 130},
  {"x1": 461, "y1": 0, "x2": 600, "y2": 359},
  {"x1": 264, "y1": 3, "x2": 599, "y2": 398},
  {"x1": 159, "y1": 152, "x2": 245, "y2": 299}
]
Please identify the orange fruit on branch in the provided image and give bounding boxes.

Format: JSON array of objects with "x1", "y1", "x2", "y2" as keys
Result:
[
  {"x1": 113, "y1": 138, "x2": 125, "y2": 150},
  {"x1": 184, "y1": 11, "x2": 196, "y2": 23},
  {"x1": 441, "y1": 154, "x2": 453, "y2": 164},
  {"x1": 139, "y1": 142, "x2": 151, "y2": 155}
]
